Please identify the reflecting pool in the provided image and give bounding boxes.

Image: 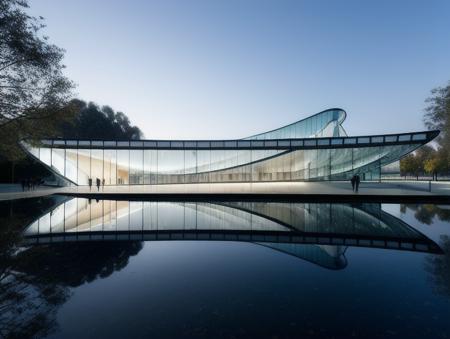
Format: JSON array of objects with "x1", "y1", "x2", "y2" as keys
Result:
[{"x1": 1, "y1": 197, "x2": 450, "y2": 338}]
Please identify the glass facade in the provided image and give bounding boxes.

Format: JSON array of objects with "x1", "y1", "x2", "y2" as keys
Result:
[
  {"x1": 21, "y1": 108, "x2": 438, "y2": 185},
  {"x1": 26, "y1": 140, "x2": 428, "y2": 185}
]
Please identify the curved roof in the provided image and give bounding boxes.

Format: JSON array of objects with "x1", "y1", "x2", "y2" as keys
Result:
[{"x1": 244, "y1": 108, "x2": 347, "y2": 140}]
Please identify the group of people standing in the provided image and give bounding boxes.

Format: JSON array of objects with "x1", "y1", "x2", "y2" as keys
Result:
[
  {"x1": 21, "y1": 178, "x2": 43, "y2": 191},
  {"x1": 88, "y1": 177, "x2": 105, "y2": 191},
  {"x1": 351, "y1": 174, "x2": 361, "y2": 192}
]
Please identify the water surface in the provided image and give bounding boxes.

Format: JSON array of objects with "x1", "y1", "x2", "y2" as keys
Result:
[{"x1": 1, "y1": 197, "x2": 449, "y2": 338}]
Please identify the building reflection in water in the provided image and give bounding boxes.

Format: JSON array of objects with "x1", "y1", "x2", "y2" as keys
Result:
[
  {"x1": 2, "y1": 197, "x2": 448, "y2": 338},
  {"x1": 23, "y1": 198, "x2": 442, "y2": 270}
]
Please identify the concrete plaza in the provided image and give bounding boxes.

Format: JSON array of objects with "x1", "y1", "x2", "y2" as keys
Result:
[{"x1": 1, "y1": 180, "x2": 449, "y2": 202}]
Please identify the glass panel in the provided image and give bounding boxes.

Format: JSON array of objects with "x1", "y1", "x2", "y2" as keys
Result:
[
  {"x1": 317, "y1": 149, "x2": 330, "y2": 179},
  {"x1": 77, "y1": 149, "x2": 90, "y2": 185},
  {"x1": 91, "y1": 149, "x2": 103, "y2": 185},
  {"x1": 116, "y1": 200, "x2": 129, "y2": 231},
  {"x1": 330, "y1": 148, "x2": 353, "y2": 179},
  {"x1": 331, "y1": 138, "x2": 343, "y2": 145},
  {"x1": 76, "y1": 198, "x2": 91, "y2": 231},
  {"x1": 251, "y1": 141, "x2": 264, "y2": 147},
  {"x1": 51, "y1": 148, "x2": 65, "y2": 175},
  {"x1": 237, "y1": 141, "x2": 251, "y2": 148},
  {"x1": 184, "y1": 141, "x2": 196, "y2": 148},
  {"x1": 224, "y1": 141, "x2": 237, "y2": 147},
  {"x1": 104, "y1": 149, "x2": 117, "y2": 185},
  {"x1": 143, "y1": 201, "x2": 157, "y2": 230},
  {"x1": 210, "y1": 141, "x2": 223, "y2": 148},
  {"x1": 291, "y1": 140, "x2": 303, "y2": 147},
  {"x1": 40, "y1": 148, "x2": 51, "y2": 167},
  {"x1": 157, "y1": 141, "x2": 170, "y2": 147},
  {"x1": 130, "y1": 150, "x2": 144, "y2": 184},
  {"x1": 344, "y1": 138, "x2": 356, "y2": 144},
  {"x1": 171, "y1": 141, "x2": 183, "y2": 147},
  {"x1": 104, "y1": 200, "x2": 117, "y2": 231},
  {"x1": 144, "y1": 150, "x2": 157, "y2": 184},
  {"x1": 90, "y1": 199, "x2": 104, "y2": 231},
  {"x1": 358, "y1": 137, "x2": 370, "y2": 144},
  {"x1": 185, "y1": 150, "x2": 197, "y2": 175},
  {"x1": 157, "y1": 150, "x2": 184, "y2": 184},
  {"x1": 385, "y1": 135, "x2": 397, "y2": 142},
  {"x1": 197, "y1": 141, "x2": 210, "y2": 148},
  {"x1": 65, "y1": 149, "x2": 78, "y2": 183},
  {"x1": 129, "y1": 201, "x2": 143, "y2": 230},
  {"x1": 412, "y1": 133, "x2": 426, "y2": 141},
  {"x1": 264, "y1": 140, "x2": 277, "y2": 147},
  {"x1": 50, "y1": 203, "x2": 65, "y2": 233},
  {"x1": 398, "y1": 135, "x2": 411, "y2": 142},
  {"x1": 117, "y1": 150, "x2": 129, "y2": 185},
  {"x1": 64, "y1": 198, "x2": 78, "y2": 232},
  {"x1": 38, "y1": 213, "x2": 51, "y2": 234}
]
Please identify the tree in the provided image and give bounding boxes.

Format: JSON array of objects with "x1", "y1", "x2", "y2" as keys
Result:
[
  {"x1": 424, "y1": 157, "x2": 439, "y2": 180},
  {"x1": 400, "y1": 154, "x2": 416, "y2": 176},
  {"x1": 424, "y1": 82, "x2": 450, "y2": 158},
  {"x1": 0, "y1": 0, "x2": 76, "y2": 160},
  {"x1": 401, "y1": 82, "x2": 450, "y2": 178},
  {"x1": 58, "y1": 100, "x2": 143, "y2": 140},
  {"x1": 400, "y1": 151, "x2": 426, "y2": 178},
  {"x1": 424, "y1": 148, "x2": 449, "y2": 180}
]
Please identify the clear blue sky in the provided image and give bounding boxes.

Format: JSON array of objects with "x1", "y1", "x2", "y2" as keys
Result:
[{"x1": 28, "y1": 0, "x2": 450, "y2": 139}]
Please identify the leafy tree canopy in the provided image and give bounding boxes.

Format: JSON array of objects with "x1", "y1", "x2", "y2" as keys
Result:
[
  {"x1": 58, "y1": 99, "x2": 143, "y2": 140},
  {"x1": 400, "y1": 81, "x2": 450, "y2": 176},
  {"x1": 424, "y1": 81, "x2": 450, "y2": 156},
  {"x1": 0, "y1": 0, "x2": 76, "y2": 160}
]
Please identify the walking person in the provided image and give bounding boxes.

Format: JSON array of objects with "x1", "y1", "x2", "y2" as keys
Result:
[
  {"x1": 102, "y1": 178, "x2": 105, "y2": 189},
  {"x1": 355, "y1": 174, "x2": 361, "y2": 193},
  {"x1": 351, "y1": 175, "x2": 356, "y2": 192},
  {"x1": 96, "y1": 178, "x2": 101, "y2": 191},
  {"x1": 88, "y1": 178, "x2": 92, "y2": 191},
  {"x1": 21, "y1": 179, "x2": 26, "y2": 192}
]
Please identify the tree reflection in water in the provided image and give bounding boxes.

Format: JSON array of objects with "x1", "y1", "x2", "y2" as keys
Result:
[
  {"x1": 400, "y1": 204, "x2": 450, "y2": 298},
  {"x1": 0, "y1": 197, "x2": 143, "y2": 338},
  {"x1": 426, "y1": 236, "x2": 450, "y2": 298},
  {"x1": 401, "y1": 204, "x2": 450, "y2": 225}
]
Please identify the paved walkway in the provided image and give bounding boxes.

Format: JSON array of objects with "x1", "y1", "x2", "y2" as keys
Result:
[{"x1": 1, "y1": 181, "x2": 449, "y2": 201}]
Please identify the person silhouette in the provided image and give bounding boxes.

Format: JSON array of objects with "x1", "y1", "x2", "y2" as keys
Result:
[
  {"x1": 355, "y1": 174, "x2": 361, "y2": 192},
  {"x1": 351, "y1": 175, "x2": 356, "y2": 192},
  {"x1": 96, "y1": 178, "x2": 100, "y2": 191},
  {"x1": 88, "y1": 178, "x2": 92, "y2": 191}
]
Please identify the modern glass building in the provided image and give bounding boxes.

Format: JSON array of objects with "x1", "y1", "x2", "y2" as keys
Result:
[{"x1": 23, "y1": 108, "x2": 438, "y2": 186}]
